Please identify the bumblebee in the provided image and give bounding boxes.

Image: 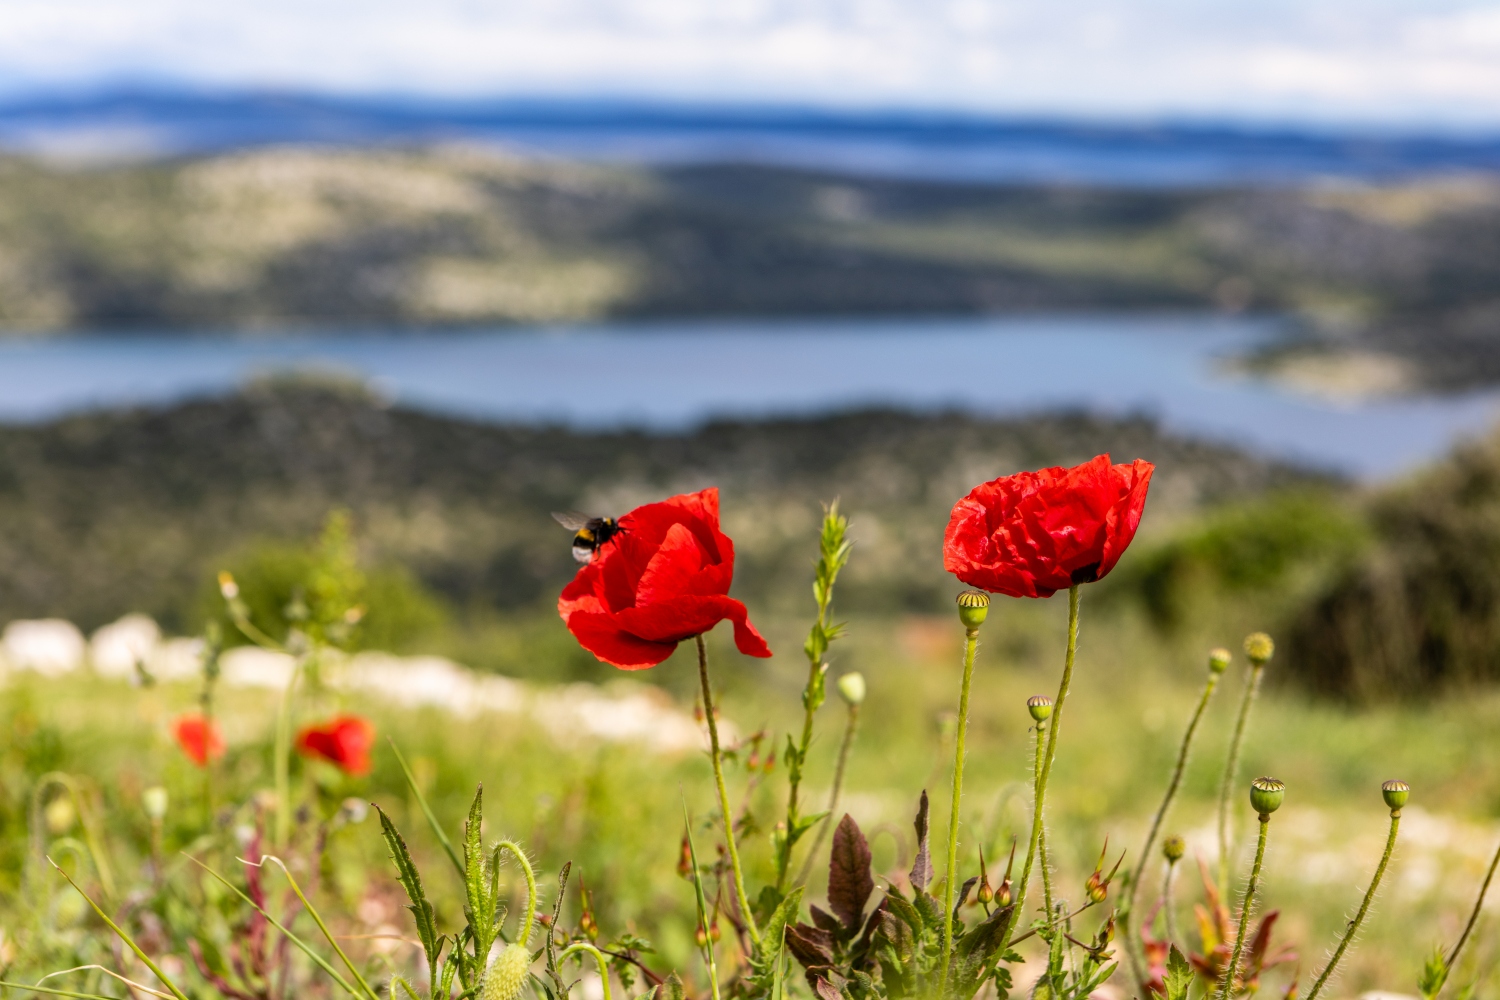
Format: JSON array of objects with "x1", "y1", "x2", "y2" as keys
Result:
[{"x1": 552, "y1": 511, "x2": 624, "y2": 563}]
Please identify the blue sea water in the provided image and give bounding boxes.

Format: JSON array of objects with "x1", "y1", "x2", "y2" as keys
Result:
[{"x1": 1, "y1": 315, "x2": 1497, "y2": 480}]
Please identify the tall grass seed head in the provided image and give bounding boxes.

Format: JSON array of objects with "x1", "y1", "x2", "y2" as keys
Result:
[
  {"x1": 837, "y1": 671, "x2": 867, "y2": 706},
  {"x1": 1208, "y1": 648, "x2": 1232, "y2": 673},
  {"x1": 1250, "y1": 776, "x2": 1286, "y2": 817},
  {"x1": 1382, "y1": 779, "x2": 1410, "y2": 812},
  {"x1": 1162, "y1": 834, "x2": 1186, "y2": 862},
  {"x1": 481, "y1": 943, "x2": 531, "y2": 1000},
  {"x1": 956, "y1": 589, "x2": 990, "y2": 630},
  {"x1": 1244, "y1": 632, "x2": 1275, "y2": 666},
  {"x1": 1027, "y1": 694, "x2": 1053, "y2": 722}
]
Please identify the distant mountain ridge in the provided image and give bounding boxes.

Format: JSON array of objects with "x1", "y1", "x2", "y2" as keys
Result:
[{"x1": 5, "y1": 89, "x2": 1500, "y2": 185}]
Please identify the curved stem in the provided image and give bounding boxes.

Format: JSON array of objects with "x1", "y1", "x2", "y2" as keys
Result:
[
  {"x1": 495, "y1": 840, "x2": 539, "y2": 945},
  {"x1": 796, "y1": 702, "x2": 861, "y2": 885},
  {"x1": 696, "y1": 635, "x2": 760, "y2": 947},
  {"x1": 1218, "y1": 817, "x2": 1270, "y2": 1000},
  {"x1": 1036, "y1": 723, "x2": 1055, "y2": 932},
  {"x1": 1443, "y1": 834, "x2": 1500, "y2": 990},
  {"x1": 1217, "y1": 665, "x2": 1265, "y2": 892},
  {"x1": 939, "y1": 626, "x2": 981, "y2": 996},
  {"x1": 1003, "y1": 584, "x2": 1081, "y2": 953},
  {"x1": 558, "y1": 944, "x2": 614, "y2": 1000},
  {"x1": 1305, "y1": 811, "x2": 1401, "y2": 1000}
]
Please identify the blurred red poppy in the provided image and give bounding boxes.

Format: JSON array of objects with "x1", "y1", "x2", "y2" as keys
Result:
[
  {"x1": 944, "y1": 454, "x2": 1154, "y2": 598},
  {"x1": 174, "y1": 713, "x2": 225, "y2": 767},
  {"x1": 296, "y1": 715, "x2": 376, "y2": 776},
  {"x1": 558, "y1": 487, "x2": 772, "y2": 669}
]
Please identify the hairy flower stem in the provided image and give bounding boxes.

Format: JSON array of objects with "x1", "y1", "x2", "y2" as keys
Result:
[
  {"x1": 1441, "y1": 835, "x2": 1500, "y2": 993},
  {"x1": 1217, "y1": 664, "x2": 1265, "y2": 892},
  {"x1": 1163, "y1": 859, "x2": 1180, "y2": 943},
  {"x1": 1003, "y1": 584, "x2": 1082, "y2": 954},
  {"x1": 938, "y1": 625, "x2": 982, "y2": 996},
  {"x1": 1305, "y1": 810, "x2": 1401, "y2": 1000},
  {"x1": 273, "y1": 659, "x2": 302, "y2": 848},
  {"x1": 776, "y1": 657, "x2": 823, "y2": 889},
  {"x1": 1125, "y1": 667, "x2": 1222, "y2": 982},
  {"x1": 1035, "y1": 722, "x2": 1055, "y2": 931},
  {"x1": 795, "y1": 700, "x2": 861, "y2": 885},
  {"x1": 696, "y1": 634, "x2": 760, "y2": 948},
  {"x1": 1218, "y1": 816, "x2": 1271, "y2": 1000}
]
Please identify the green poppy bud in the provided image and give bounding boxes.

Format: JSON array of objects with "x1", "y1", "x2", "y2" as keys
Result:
[
  {"x1": 1208, "y1": 648, "x2": 1232, "y2": 674},
  {"x1": 142, "y1": 786, "x2": 169, "y2": 822},
  {"x1": 1382, "y1": 779, "x2": 1410, "y2": 813},
  {"x1": 480, "y1": 944, "x2": 531, "y2": 1000},
  {"x1": 1027, "y1": 695, "x2": 1053, "y2": 722},
  {"x1": 956, "y1": 590, "x2": 990, "y2": 631},
  {"x1": 1162, "y1": 834, "x2": 1186, "y2": 862},
  {"x1": 837, "y1": 672, "x2": 866, "y2": 706},
  {"x1": 1249, "y1": 776, "x2": 1285, "y2": 817},
  {"x1": 1244, "y1": 632, "x2": 1275, "y2": 666}
]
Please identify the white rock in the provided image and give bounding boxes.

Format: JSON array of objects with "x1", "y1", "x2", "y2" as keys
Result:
[
  {"x1": 220, "y1": 646, "x2": 297, "y2": 689},
  {"x1": 90, "y1": 614, "x2": 161, "y2": 679},
  {"x1": 3, "y1": 619, "x2": 86, "y2": 676},
  {"x1": 153, "y1": 636, "x2": 208, "y2": 682}
]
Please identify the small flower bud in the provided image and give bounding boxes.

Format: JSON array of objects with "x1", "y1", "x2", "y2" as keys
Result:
[
  {"x1": 695, "y1": 924, "x2": 709, "y2": 948},
  {"x1": 709, "y1": 916, "x2": 721, "y2": 943},
  {"x1": 338, "y1": 797, "x2": 369, "y2": 825},
  {"x1": 480, "y1": 943, "x2": 531, "y2": 1000},
  {"x1": 995, "y1": 877, "x2": 1012, "y2": 907},
  {"x1": 1208, "y1": 648, "x2": 1232, "y2": 673},
  {"x1": 976, "y1": 876, "x2": 993, "y2": 904},
  {"x1": 956, "y1": 590, "x2": 990, "y2": 631},
  {"x1": 1244, "y1": 632, "x2": 1275, "y2": 666},
  {"x1": 1162, "y1": 834, "x2": 1186, "y2": 862},
  {"x1": 1382, "y1": 779, "x2": 1410, "y2": 812},
  {"x1": 1250, "y1": 776, "x2": 1286, "y2": 817},
  {"x1": 677, "y1": 833, "x2": 693, "y2": 878},
  {"x1": 142, "y1": 786, "x2": 169, "y2": 822},
  {"x1": 837, "y1": 672, "x2": 867, "y2": 706},
  {"x1": 1084, "y1": 839, "x2": 1123, "y2": 904},
  {"x1": 218, "y1": 571, "x2": 239, "y2": 601},
  {"x1": 45, "y1": 796, "x2": 76, "y2": 835},
  {"x1": 1027, "y1": 695, "x2": 1053, "y2": 722}
]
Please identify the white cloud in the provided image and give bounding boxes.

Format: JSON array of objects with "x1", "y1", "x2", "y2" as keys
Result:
[{"x1": 0, "y1": 0, "x2": 1498, "y2": 125}]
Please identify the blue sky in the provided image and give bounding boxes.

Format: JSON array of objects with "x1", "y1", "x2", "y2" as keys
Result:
[{"x1": 3, "y1": 0, "x2": 1500, "y2": 127}]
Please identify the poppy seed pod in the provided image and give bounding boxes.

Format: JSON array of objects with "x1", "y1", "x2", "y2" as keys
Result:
[
  {"x1": 956, "y1": 590, "x2": 990, "y2": 630},
  {"x1": 1208, "y1": 648, "x2": 1232, "y2": 674},
  {"x1": 480, "y1": 944, "x2": 531, "y2": 1000},
  {"x1": 1250, "y1": 776, "x2": 1286, "y2": 817},
  {"x1": 1162, "y1": 834, "x2": 1186, "y2": 862},
  {"x1": 837, "y1": 672, "x2": 867, "y2": 706},
  {"x1": 142, "y1": 786, "x2": 169, "y2": 822},
  {"x1": 1244, "y1": 632, "x2": 1275, "y2": 666},
  {"x1": 1027, "y1": 695, "x2": 1054, "y2": 722},
  {"x1": 1382, "y1": 779, "x2": 1410, "y2": 812}
]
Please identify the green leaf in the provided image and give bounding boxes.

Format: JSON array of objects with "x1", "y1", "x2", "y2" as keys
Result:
[
  {"x1": 464, "y1": 785, "x2": 487, "y2": 927},
  {"x1": 659, "y1": 973, "x2": 687, "y2": 1000},
  {"x1": 377, "y1": 804, "x2": 443, "y2": 978},
  {"x1": 1165, "y1": 946, "x2": 1194, "y2": 1000}
]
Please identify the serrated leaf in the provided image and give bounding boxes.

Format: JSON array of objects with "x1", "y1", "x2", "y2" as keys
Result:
[
  {"x1": 883, "y1": 891, "x2": 922, "y2": 934},
  {"x1": 828, "y1": 814, "x2": 875, "y2": 934},
  {"x1": 660, "y1": 973, "x2": 686, "y2": 1000},
  {"x1": 376, "y1": 804, "x2": 442, "y2": 975},
  {"x1": 464, "y1": 785, "x2": 486, "y2": 924},
  {"x1": 1166, "y1": 946, "x2": 1194, "y2": 1000},
  {"x1": 909, "y1": 792, "x2": 933, "y2": 892}
]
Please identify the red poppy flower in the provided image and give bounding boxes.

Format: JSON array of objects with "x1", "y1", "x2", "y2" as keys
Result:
[
  {"x1": 295, "y1": 715, "x2": 376, "y2": 776},
  {"x1": 174, "y1": 714, "x2": 225, "y2": 767},
  {"x1": 944, "y1": 454, "x2": 1154, "y2": 598},
  {"x1": 558, "y1": 487, "x2": 772, "y2": 670}
]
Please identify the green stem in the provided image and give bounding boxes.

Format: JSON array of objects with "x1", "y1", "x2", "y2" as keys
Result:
[
  {"x1": 777, "y1": 656, "x2": 824, "y2": 890},
  {"x1": 558, "y1": 944, "x2": 614, "y2": 1000},
  {"x1": 1036, "y1": 723, "x2": 1055, "y2": 931},
  {"x1": 1125, "y1": 667, "x2": 1222, "y2": 985},
  {"x1": 495, "y1": 840, "x2": 539, "y2": 945},
  {"x1": 1217, "y1": 665, "x2": 1265, "y2": 892},
  {"x1": 1443, "y1": 834, "x2": 1500, "y2": 989},
  {"x1": 1305, "y1": 810, "x2": 1401, "y2": 1000},
  {"x1": 1218, "y1": 816, "x2": 1271, "y2": 1000},
  {"x1": 1163, "y1": 859, "x2": 1180, "y2": 944},
  {"x1": 696, "y1": 634, "x2": 760, "y2": 948},
  {"x1": 1003, "y1": 584, "x2": 1081, "y2": 953},
  {"x1": 274, "y1": 658, "x2": 302, "y2": 848},
  {"x1": 795, "y1": 702, "x2": 861, "y2": 885},
  {"x1": 939, "y1": 627, "x2": 981, "y2": 996}
]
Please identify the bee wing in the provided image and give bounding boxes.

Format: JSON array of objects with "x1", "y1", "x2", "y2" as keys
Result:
[{"x1": 552, "y1": 511, "x2": 593, "y2": 531}]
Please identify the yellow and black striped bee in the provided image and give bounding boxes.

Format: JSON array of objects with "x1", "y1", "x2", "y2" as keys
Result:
[{"x1": 552, "y1": 511, "x2": 624, "y2": 563}]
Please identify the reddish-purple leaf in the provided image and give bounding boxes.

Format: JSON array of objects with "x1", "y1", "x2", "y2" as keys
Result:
[
  {"x1": 910, "y1": 792, "x2": 933, "y2": 891},
  {"x1": 828, "y1": 814, "x2": 875, "y2": 932}
]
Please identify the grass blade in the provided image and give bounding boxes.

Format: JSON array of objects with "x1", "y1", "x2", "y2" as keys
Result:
[
  {"x1": 256, "y1": 854, "x2": 384, "y2": 1000},
  {"x1": 388, "y1": 737, "x2": 464, "y2": 878},
  {"x1": 47, "y1": 859, "x2": 191, "y2": 1000}
]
